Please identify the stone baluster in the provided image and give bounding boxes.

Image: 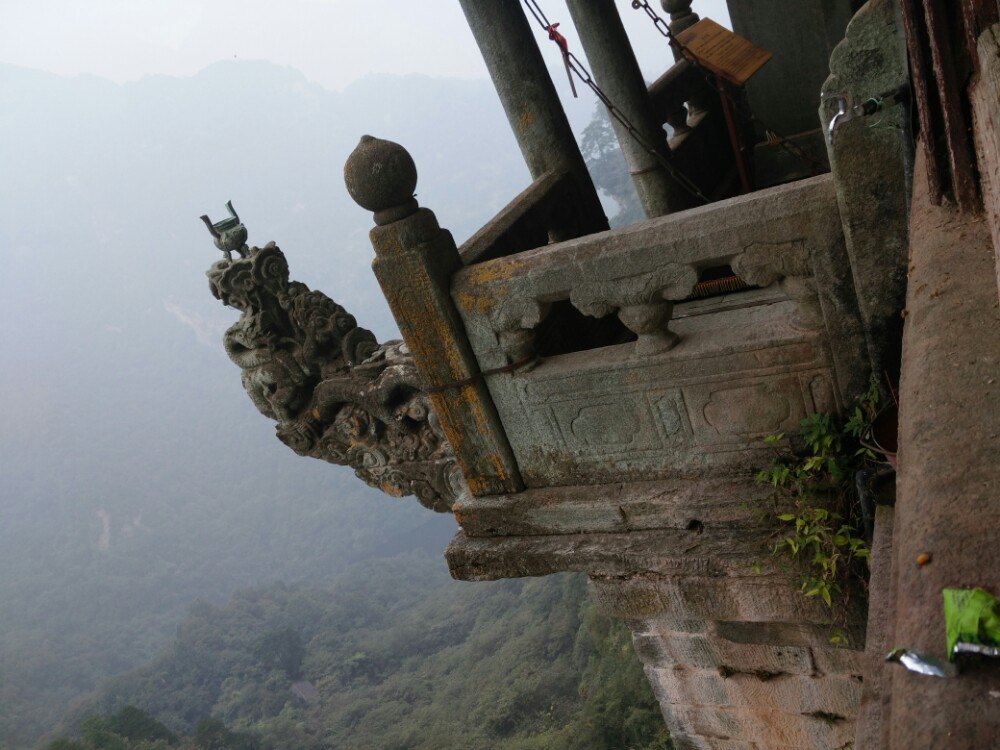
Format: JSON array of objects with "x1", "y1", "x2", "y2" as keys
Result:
[
  {"x1": 344, "y1": 136, "x2": 524, "y2": 498},
  {"x1": 457, "y1": 0, "x2": 607, "y2": 241},
  {"x1": 565, "y1": 0, "x2": 694, "y2": 216},
  {"x1": 569, "y1": 264, "x2": 698, "y2": 357},
  {"x1": 664, "y1": 0, "x2": 699, "y2": 41},
  {"x1": 662, "y1": 0, "x2": 712, "y2": 127}
]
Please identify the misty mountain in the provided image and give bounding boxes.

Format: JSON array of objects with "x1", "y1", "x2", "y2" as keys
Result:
[{"x1": 0, "y1": 60, "x2": 542, "y2": 748}]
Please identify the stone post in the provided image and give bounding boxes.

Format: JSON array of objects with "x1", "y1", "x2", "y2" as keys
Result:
[
  {"x1": 344, "y1": 136, "x2": 523, "y2": 498},
  {"x1": 565, "y1": 0, "x2": 694, "y2": 216},
  {"x1": 821, "y1": 0, "x2": 910, "y2": 388},
  {"x1": 457, "y1": 0, "x2": 608, "y2": 240}
]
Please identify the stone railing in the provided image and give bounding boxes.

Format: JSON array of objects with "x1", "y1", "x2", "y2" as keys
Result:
[
  {"x1": 450, "y1": 171, "x2": 868, "y2": 488},
  {"x1": 200, "y1": 203, "x2": 462, "y2": 512}
]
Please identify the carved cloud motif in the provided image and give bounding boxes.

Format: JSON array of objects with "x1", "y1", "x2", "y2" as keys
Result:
[{"x1": 702, "y1": 382, "x2": 793, "y2": 437}]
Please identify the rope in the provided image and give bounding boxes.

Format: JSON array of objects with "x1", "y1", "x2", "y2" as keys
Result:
[
  {"x1": 546, "y1": 23, "x2": 578, "y2": 97},
  {"x1": 521, "y1": 0, "x2": 711, "y2": 204}
]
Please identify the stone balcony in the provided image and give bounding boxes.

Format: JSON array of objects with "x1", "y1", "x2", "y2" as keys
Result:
[{"x1": 194, "y1": 0, "x2": 943, "y2": 745}]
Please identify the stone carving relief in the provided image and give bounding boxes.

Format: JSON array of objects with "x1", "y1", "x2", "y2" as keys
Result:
[
  {"x1": 732, "y1": 240, "x2": 823, "y2": 330},
  {"x1": 202, "y1": 210, "x2": 460, "y2": 513},
  {"x1": 570, "y1": 264, "x2": 699, "y2": 356},
  {"x1": 702, "y1": 381, "x2": 793, "y2": 437},
  {"x1": 490, "y1": 297, "x2": 548, "y2": 367}
]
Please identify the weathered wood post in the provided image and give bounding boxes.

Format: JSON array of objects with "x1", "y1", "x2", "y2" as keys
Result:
[
  {"x1": 565, "y1": 0, "x2": 694, "y2": 216},
  {"x1": 457, "y1": 0, "x2": 608, "y2": 240},
  {"x1": 344, "y1": 135, "x2": 523, "y2": 498}
]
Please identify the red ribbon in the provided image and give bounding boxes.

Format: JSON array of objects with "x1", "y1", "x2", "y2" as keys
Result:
[{"x1": 545, "y1": 23, "x2": 577, "y2": 97}]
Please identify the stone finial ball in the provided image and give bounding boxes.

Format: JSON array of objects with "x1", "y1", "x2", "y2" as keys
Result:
[{"x1": 344, "y1": 135, "x2": 418, "y2": 213}]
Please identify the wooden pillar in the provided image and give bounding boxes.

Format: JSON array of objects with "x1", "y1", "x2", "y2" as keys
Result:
[
  {"x1": 457, "y1": 0, "x2": 608, "y2": 239},
  {"x1": 565, "y1": 0, "x2": 694, "y2": 216},
  {"x1": 344, "y1": 135, "x2": 523, "y2": 498}
]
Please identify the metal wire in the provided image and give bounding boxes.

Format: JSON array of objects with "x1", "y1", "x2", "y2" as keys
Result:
[{"x1": 521, "y1": 0, "x2": 711, "y2": 204}]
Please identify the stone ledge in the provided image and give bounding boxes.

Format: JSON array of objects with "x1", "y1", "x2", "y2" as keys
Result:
[
  {"x1": 445, "y1": 526, "x2": 789, "y2": 584},
  {"x1": 632, "y1": 631, "x2": 817, "y2": 676},
  {"x1": 452, "y1": 476, "x2": 770, "y2": 538}
]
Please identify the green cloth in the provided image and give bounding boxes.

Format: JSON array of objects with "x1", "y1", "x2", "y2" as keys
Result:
[{"x1": 943, "y1": 588, "x2": 1000, "y2": 660}]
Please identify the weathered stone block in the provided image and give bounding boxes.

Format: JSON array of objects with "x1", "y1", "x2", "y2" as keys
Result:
[
  {"x1": 634, "y1": 631, "x2": 816, "y2": 676},
  {"x1": 729, "y1": 0, "x2": 854, "y2": 136},
  {"x1": 821, "y1": 0, "x2": 910, "y2": 384},
  {"x1": 597, "y1": 574, "x2": 835, "y2": 624},
  {"x1": 674, "y1": 705, "x2": 855, "y2": 748},
  {"x1": 851, "y1": 503, "x2": 894, "y2": 748},
  {"x1": 650, "y1": 667, "x2": 861, "y2": 716},
  {"x1": 446, "y1": 525, "x2": 778, "y2": 583},
  {"x1": 812, "y1": 644, "x2": 866, "y2": 678},
  {"x1": 453, "y1": 476, "x2": 770, "y2": 539},
  {"x1": 714, "y1": 618, "x2": 867, "y2": 649}
]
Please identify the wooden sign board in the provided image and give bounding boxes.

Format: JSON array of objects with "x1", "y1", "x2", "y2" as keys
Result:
[{"x1": 675, "y1": 18, "x2": 771, "y2": 87}]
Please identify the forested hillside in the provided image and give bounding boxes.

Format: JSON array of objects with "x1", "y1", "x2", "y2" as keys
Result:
[
  {"x1": 0, "y1": 60, "x2": 647, "y2": 748},
  {"x1": 0, "y1": 61, "x2": 525, "y2": 747},
  {"x1": 51, "y1": 556, "x2": 669, "y2": 750}
]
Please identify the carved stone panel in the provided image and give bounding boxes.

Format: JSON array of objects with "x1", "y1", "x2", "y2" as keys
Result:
[{"x1": 505, "y1": 300, "x2": 837, "y2": 486}]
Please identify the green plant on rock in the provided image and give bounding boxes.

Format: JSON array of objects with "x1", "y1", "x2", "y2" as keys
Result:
[{"x1": 751, "y1": 380, "x2": 880, "y2": 642}]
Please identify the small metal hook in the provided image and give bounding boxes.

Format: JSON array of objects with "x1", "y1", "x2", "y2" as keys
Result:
[{"x1": 826, "y1": 93, "x2": 854, "y2": 145}]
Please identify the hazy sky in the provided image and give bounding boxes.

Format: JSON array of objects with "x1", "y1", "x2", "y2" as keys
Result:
[{"x1": 0, "y1": 0, "x2": 731, "y2": 90}]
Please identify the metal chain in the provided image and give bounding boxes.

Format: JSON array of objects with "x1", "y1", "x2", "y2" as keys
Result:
[
  {"x1": 521, "y1": 0, "x2": 711, "y2": 204},
  {"x1": 628, "y1": 0, "x2": 827, "y2": 175}
]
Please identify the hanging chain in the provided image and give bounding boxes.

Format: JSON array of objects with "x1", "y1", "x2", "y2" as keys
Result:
[
  {"x1": 630, "y1": 0, "x2": 674, "y2": 37},
  {"x1": 627, "y1": 0, "x2": 827, "y2": 175},
  {"x1": 521, "y1": 0, "x2": 711, "y2": 204}
]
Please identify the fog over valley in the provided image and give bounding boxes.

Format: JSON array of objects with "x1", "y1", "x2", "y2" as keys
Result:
[{"x1": 0, "y1": 59, "x2": 664, "y2": 750}]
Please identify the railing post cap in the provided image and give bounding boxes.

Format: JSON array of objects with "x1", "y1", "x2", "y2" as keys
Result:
[
  {"x1": 344, "y1": 135, "x2": 419, "y2": 225},
  {"x1": 662, "y1": 0, "x2": 692, "y2": 13}
]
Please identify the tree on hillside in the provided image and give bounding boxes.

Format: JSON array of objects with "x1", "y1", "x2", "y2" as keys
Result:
[
  {"x1": 580, "y1": 103, "x2": 645, "y2": 228},
  {"x1": 45, "y1": 710, "x2": 257, "y2": 750},
  {"x1": 46, "y1": 707, "x2": 176, "y2": 750},
  {"x1": 191, "y1": 719, "x2": 258, "y2": 750},
  {"x1": 253, "y1": 628, "x2": 305, "y2": 680}
]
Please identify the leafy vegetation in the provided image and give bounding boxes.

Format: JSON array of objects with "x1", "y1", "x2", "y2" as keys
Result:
[
  {"x1": 43, "y1": 706, "x2": 256, "y2": 750},
  {"x1": 752, "y1": 380, "x2": 880, "y2": 642},
  {"x1": 581, "y1": 103, "x2": 645, "y2": 228},
  {"x1": 49, "y1": 554, "x2": 669, "y2": 750}
]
